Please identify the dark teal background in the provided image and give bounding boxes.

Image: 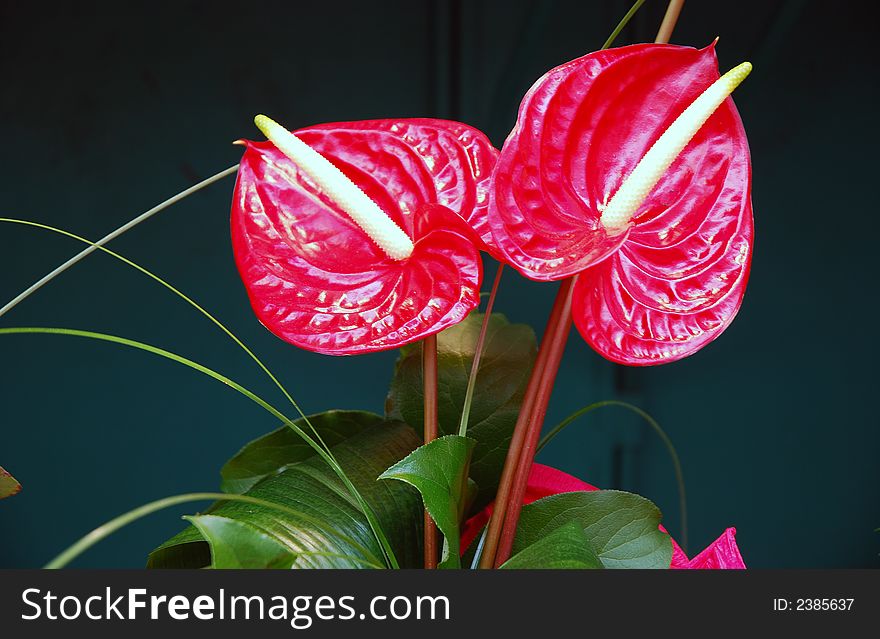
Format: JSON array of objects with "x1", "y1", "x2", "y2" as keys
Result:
[{"x1": 1, "y1": 0, "x2": 877, "y2": 568}]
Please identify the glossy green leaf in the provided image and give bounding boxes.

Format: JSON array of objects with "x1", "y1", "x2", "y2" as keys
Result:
[
  {"x1": 500, "y1": 521, "x2": 602, "y2": 569},
  {"x1": 149, "y1": 418, "x2": 423, "y2": 569},
  {"x1": 0, "y1": 466, "x2": 21, "y2": 500},
  {"x1": 221, "y1": 410, "x2": 383, "y2": 494},
  {"x1": 386, "y1": 313, "x2": 536, "y2": 510},
  {"x1": 379, "y1": 435, "x2": 475, "y2": 569},
  {"x1": 186, "y1": 515, "x2": 297, "y2": 569},
  {"x1": 512, "y1": 490, "x2": 673, "y2": 569}
]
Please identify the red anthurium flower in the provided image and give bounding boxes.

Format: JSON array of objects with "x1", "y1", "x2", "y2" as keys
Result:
[
  {"x1": 486, "y1": 43, "x2": 753, "y2": 365},
  {"x1": 231, "y1": 117, "x2": 498, "y2": 354},
  {"x1": 461, "y1": 463, "x2": 746, "y2": 569}
]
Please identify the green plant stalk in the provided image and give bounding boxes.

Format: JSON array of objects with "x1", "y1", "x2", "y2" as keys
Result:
[
  {"x1": 537, "y1": 400, "x2": 688, "y2": 552},
  {"x1": 601, "y1": 0, "x2": 648, "y2": 50},
  {"x1": 0, "y1": 218, "x2": 340, "y2": 467},
  {"x1": 457, "y1": 264, "x2": 505, "y2": 437},
  {"x1": 469, "y1": 526, "x2": 489, "y2": 570},
  {"x1": 0, "y1": 219, "x2": 298, "y2": 417},
  {"x1": 0, "y1": 217, "x2": 366, "y2": 562},
  {"x1": 0, "y1": 327, "x2": 399, "y2": 569},
  {"x1": 0, "y1": 165, "x2": 239, "y2": 320},
  {"x1": 45, "y1": 492, "x2": 384, "y2": 569}
]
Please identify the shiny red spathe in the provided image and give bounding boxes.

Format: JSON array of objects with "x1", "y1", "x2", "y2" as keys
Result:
[
  {"x1": 487, "y1": 43, "x2": 753, "y2": 365},
  {"x1": 231, "y1": 119, "x2": 498, "y2": 355}
]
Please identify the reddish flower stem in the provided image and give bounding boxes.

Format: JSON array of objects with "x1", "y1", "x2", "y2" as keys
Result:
[
  {"x1": 478, "y1": 277, "x2": 575, "y2": 568},
  {"x1": 656, "y1": 0, "x2": 685, "y2": 45},
  {"x1": 493, "y1": 277, "x2": 575, "y2": 566},
  {"x1": 422, "y1": 333, "x2": 439, "y2": 569},
  {"x1": 458, "y1": 264, "x2": 505, "y2": 436}
]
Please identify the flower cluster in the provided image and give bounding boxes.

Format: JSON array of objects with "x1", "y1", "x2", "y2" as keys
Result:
[{"x1": 232, "y1": 42, "x2": 753, "y2": 366}]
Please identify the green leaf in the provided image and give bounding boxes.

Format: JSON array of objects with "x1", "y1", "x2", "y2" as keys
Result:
[
  {"x1": 221, "y1": 410, "x2": 383, "y2": 494},
  {"x1": 185, "y1": 515, "x2": 297, "y2": 569},
  {"x1": 379, "y1": 435, "x2": 475, "y2": 569},
  {"x1": 500, "y1": 521, "x2": 602, "y2": 569},
  {"x1": 0, "y1": 466, "x2": 22, "y2": 500},
  {"x1": 149, "y1": 417, "x2": 424, "y2": 569},
  {"x1": 386, "y1": 313, "x2": 536, "y2": 510},
  {"x1": 512, "y1": 490, "x2": 673, "y2": 569}
]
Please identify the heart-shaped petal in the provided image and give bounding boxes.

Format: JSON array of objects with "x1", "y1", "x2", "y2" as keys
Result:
[
  {"x1": 572, "y1": 211, "x2": 751, "y2": 365},
  {"x1": 488, "y1": 43, "x2": 751, "y2": 283},
  {"x1": 487, "y1": 43, "x2": 752, "y2": 364},
  {"x1": 570, "y1": 46, "x2": 752, "y2": 365},
  {"x1": 231, "y1": 120, "x2": 487, "y2": 354}
]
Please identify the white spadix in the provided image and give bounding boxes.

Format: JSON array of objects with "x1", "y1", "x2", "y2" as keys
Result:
[
  {"x1": 600, "y1": 61, "x2": 753, "y2": 234},
  {"x1": 253, "y1": 114, "x2": 415, "y2": 260}
]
